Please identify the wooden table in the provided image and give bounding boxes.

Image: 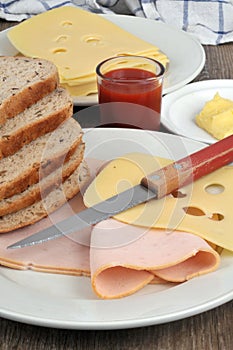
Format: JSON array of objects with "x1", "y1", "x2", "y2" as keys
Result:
[{"x1": 0, "y1": 18, "x2": 233, "y2": 350}]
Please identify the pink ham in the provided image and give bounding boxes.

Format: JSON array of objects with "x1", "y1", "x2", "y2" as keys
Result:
[
  {"x1": 90, "y1": 219, "x2": 220, "y2": 299},
  {"x1": 0, "y1": 192, "x2": 91, "y2": 275},
  {"x1": 0, "y1": 158, "x2": 103, "y2": 275}
]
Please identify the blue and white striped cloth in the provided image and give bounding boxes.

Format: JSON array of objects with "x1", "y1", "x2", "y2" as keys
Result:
[{"x1": 0, "y1": 0, "x2": 233, "y2": 45}]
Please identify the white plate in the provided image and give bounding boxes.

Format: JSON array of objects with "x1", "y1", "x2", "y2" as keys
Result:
[
  {"x1": 0, "y1": 15, "x2": 205, "y2": 105},
  {"x1": 0, "y1": 128, "x2": 232, "y2": 330},
  {"x1": 161, "y1": 79, "x2": 233, "y2": 144}
]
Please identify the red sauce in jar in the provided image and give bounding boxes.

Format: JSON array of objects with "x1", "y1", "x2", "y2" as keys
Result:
[{"x1": 97, "y1": 68, "x2": 162, "y2": 130}]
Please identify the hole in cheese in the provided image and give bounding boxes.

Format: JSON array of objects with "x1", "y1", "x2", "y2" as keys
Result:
[
  {"x1": 82, "y1": 35, "x2": 104, "y2": 46},
  {"x1": 55, "y1": 35, "x2": 68, "y2": 43},
  {"x1": 52, "y1": 48, "x2": 67, "y2": 54},
  {"x1": 85, "y1": 37, "x2": 101, "y2": 44},
  {"x1": 205, "y1": 183, "x2": 225, "y2": 194},
  {"x1": 183, "y1": 207, "x2": 205, "y2": 216},
  {"x1": 61, "y1": 20, "x2": 73, "y2": 27},
  {"x1": 209, "y1": 213, "x2": 224, "y2": 221}
]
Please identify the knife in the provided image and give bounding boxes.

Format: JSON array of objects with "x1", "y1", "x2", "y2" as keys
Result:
[{"x1": 8, "y1": 134, "x2": 233, "y2": 249}]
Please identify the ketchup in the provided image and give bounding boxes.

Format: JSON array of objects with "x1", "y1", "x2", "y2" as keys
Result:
[{"x1": 97, "y1": 68, "x2": 162, "y2": 130}]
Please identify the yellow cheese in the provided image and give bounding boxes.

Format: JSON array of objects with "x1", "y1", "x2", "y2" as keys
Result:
[
  {"x1": 84, "y1": 153, "x2": 233, "y2": 252},
  {"x1": 7, "y1": 6, "x2": 169, "y2": 97},
  {"x1": 196, "y1": 93, "x2": 233, "y2": 139}
]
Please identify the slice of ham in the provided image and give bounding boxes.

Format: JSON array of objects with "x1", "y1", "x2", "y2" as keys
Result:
[
  {"x1": 90, "y1": 219, "x2": 220, "y2": 299},
  {"x1": 0, "y1": 158, "x2": 102, "y2": 275},
  {"x1": 0, "y1": 193, "x2": 91, "y2": 275}
]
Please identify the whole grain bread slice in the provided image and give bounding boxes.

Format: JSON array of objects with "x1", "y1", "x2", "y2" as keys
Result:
[
  {"x1": 0, "y1": 142, "x2": 85, "y2": 216},
  {"x1": 0, "y1": 87, "x2": 73, "y2": 159},
  {"x1": 0, "y1": 117, "x2": 83, "y2": 200},
  {"x1": 0, "y1": 56, "x2": 59, "y2": 125},
  {"x1": 0, "y1": 160, "x2": 89, "y2": 233}
]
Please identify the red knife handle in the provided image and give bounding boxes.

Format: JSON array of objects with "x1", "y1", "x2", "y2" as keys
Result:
[{"x1": 141, "y1": 134, "x2": 233, "y2": 199}]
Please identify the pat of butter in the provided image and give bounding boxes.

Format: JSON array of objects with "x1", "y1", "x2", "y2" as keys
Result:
[
  {"x1": 196, "y1": 93, "x2": 233, "y2": 139},
  {"x1": 8, "y1": 6, "x2": 169, "y2": 97},
  {"x1": 84, "y1": 153, "x2": 233, "y2": 252}
]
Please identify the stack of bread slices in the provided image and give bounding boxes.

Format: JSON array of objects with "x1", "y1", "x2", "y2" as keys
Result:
[{"x1": 0, "y1": 56, "x2": 89, "y2": 233}]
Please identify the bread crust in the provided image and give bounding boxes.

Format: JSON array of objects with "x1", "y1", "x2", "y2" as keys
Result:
[
  {"x1": 0, "y1": 90, "x2": 73, "y2": 159},
  {"x1": 0, "y1": 57, "x2": 59, "y2": 125},
  {"x1": 0, "y1": 143, "x2": 85, "y2": 216},
  {"x1": 0, "y1": 118, "x2": 83, "y2": 200},
  {"x1": 0, "y1": 161, "x2": 89, "y2": 233},
  {"x1": 0, "y1": 136, "x2": 82, "y2": 200}
]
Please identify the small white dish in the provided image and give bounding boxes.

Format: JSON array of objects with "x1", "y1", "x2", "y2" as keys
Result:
[{"x1": 161, "y1": 79, "x2": 233, "y2": 144}]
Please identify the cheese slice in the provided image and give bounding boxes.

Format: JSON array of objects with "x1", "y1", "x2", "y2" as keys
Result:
[
  {"x1": 83, "y1": 153, "x2": 233, "y2": 252},
  {"x1": 8, "y1": 6, "x2": 169, "y2": 97},
  {"x1": 196, "y1": 93, "x2": 233, "y2": 139}
]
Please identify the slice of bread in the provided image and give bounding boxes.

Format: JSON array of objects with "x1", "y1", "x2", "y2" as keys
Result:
[
  {"x1": 0, "y1": 142, "x2": 85, "y2": 216},
  {"x1": 0, "y1": 117, "x2": 83, "y2": 200},
  {"x1": 0, "y1": 56, "x2": 59, "y2": 125},
  {"x1": 0, "y1": 87, "x2": 73, "y2": 159},
  {"x1": 0, "y1": 160, "x2": 89, "y2": 233}
]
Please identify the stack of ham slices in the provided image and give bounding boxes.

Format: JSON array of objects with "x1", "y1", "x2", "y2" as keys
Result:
[{"x1": 0, "y1": 56, "x2": 89, "y2": 232}]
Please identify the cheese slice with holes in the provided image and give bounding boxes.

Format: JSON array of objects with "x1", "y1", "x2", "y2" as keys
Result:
[
  {"x1": 83, "y1": 153, "x2": 233, "y2": 252},
  {"x1": 8, "y1": 6, "x2": 169, "y2": 97}
]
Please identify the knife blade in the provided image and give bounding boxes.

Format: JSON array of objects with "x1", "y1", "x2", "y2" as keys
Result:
[{"x1": 8, "y1": 134, "x2": 233, "y2": 249}]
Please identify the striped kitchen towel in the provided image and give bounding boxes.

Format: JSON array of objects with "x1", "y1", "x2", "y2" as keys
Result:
[
  {"x1": 0, "y1": 1, "x2": 113, "y2": 21},
  {"x1": 0, "y1": 0, "x2": 233, "y2": 45},
  {"x1": 119, "y1": 0, "x2": 233, "y2": 45}
]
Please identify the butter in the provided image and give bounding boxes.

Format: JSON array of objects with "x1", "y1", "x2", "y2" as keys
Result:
[
  {"x1": 7, "y1": 6, "x2": 169, "y2": 97},
  {"x1": 195, "y1": 93, "x2": 233, "y2": 139}
]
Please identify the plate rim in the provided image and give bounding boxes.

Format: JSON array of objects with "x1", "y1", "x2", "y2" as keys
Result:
[{"x1": 0, "y1": 128, "x2": 232, "y2": 330}]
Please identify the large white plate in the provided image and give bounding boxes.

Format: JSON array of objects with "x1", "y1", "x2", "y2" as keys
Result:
[
  {"x1": 0, "y1": 15, "x2": 205, "y2": 105},
  {"x1": 161, "y1": 79, "x2": 233, "y2": 144},
  {"x1": 0, "y1": 128, "x2": 232, "y2": 330}
]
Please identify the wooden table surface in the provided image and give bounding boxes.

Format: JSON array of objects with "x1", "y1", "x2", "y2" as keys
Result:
[{"x1": 0, "y1": 18, "x2": 233, "y2": 350}]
